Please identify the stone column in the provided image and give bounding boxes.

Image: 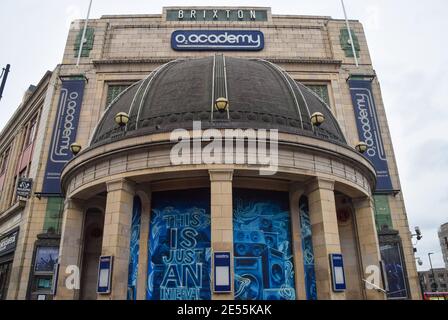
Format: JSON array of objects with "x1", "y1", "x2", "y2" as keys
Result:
[
  {"x1": 55, "y1": 198, "x2": 85, "y2": 300},
  {"x1": 97, "y1": 178, "x2": 135, "y2": 300},
  {"x1": 136, "y1": 190, "x2": 151, "y2": 300},
  {"x1": 306, "y1": 178, "x2": 346, "y2": 300},
  {"x1": 289, "y1": 182, "x2": 307, "y2": 300},
  {"x1": 209, "y1": 169, "x2": 234, "y2": 300},
  {"x1": 353, "y1": 196, "x2": 386, "y2": 300}
]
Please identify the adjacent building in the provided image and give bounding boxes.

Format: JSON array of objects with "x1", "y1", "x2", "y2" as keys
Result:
[
  {"x1": 419, "y1": 268, "x2": 448, "y2": 293},
  {"x1": 0, "y1": 6, "x2": 420, "y2": 300},
  {"x1": 439, "y1": 223, "x2": 448, "y2": 269}
]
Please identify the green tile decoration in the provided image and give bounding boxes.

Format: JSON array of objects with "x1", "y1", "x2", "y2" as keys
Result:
[
  {"x1": 373, "y1": 195, "x2": 393, "y2": 232},
  {"x1": 74, "y1": 27, "x2": 95, "y2": 58},
  {"x1": 339, "y1": 28, "x2": 360, "y2": 58},
  {"x1": 43, "y1": 197, "x2": 64, "y2": 234}
]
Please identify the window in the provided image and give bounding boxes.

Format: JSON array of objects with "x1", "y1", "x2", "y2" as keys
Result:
[
  {"x1": 0, "y1": 148, "x2": 10, "y2": 174},
  {"x1": 304, "y1": 84, "x2": 331, "y2": 107},
  {"x1": 106, "y1": 84, "x2": 131, "y2": 108},
  {"x1": 25, "y1": 116, "x2": 38, "y2": 147}
]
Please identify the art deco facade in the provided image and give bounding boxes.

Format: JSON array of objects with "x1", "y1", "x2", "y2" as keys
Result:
[{"x1": 0, "y1": 7, "x2": 420, "y2": 300}]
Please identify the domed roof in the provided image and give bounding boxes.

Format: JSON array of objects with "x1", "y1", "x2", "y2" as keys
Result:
[{"x1": 90, "y1": 55, "x2": 346, "y2": 146}]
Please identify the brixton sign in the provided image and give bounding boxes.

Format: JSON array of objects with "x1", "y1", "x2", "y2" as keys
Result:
[
  {"x1": 166, "y1": 8, "x2": 268, "y2": 22},
  {"x1": 171, "y1": 30, "x2": 264, "y2": 51}
]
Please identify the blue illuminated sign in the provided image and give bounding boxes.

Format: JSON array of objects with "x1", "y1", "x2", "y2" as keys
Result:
[
  {"x1": 329, "y1": 253, "x2": 346, "y2": 292},
  {"x1": 97, "y1": 255, "x2": 113, "y2": 294},
  {"x1": 42, "y1": 79, "x2": 85, "y2": 194},
  {"x1": 171, "y1": 30, "x2": 264, "y2": 51},
  {"x1": 214, "y1": 252, "x2": 231, "y2": 293},
  {"x1": 349, "y1": 79, "x2": 393, "y2": 192}
]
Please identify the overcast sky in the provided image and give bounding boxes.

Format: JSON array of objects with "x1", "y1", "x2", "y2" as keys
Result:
[{"x1": 0, "y1": 0, "x2": 447, "y2": 270}]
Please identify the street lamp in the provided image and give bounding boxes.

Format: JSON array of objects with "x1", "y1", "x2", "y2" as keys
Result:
[
  {"x1": 310, "y1": 112, "x2": 325, "y2": 126},
  {"x1": 428, "y1": 252, "x2": 438, "y2": 292},
  {"x1": 214, "y1": 97, "x2": 229, "y2": 113},
  {"x1": 355, "y1": 141, "x2": 368, "y2": 153},
  {"x1": 70, "y1": 142, "x2": 82, "y2": 156},
  {"x1": 114, "y1": 112, "x2": 130, "y2": 127}
]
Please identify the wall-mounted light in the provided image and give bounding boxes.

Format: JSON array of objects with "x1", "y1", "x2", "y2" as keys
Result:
[
  {"x1": 310, "y1": 112, "x2": 325, "y2": 126},
  {"x1": 355, "y1": 141, "x2": 368, "y2": 153},
  {"x1": 114, "y1": 112, "x2": 129, "y2": 127},
  {"x1": 70, "y1": 142, "x2": 82, "y2": 156},
  {"x1": 215, "y1": 97, "x2": 229, "y2": 113}
]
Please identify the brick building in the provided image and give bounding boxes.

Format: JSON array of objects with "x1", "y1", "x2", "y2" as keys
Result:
[{"x1": 0, "y1": 6, "x2": 420, "y2": 300}]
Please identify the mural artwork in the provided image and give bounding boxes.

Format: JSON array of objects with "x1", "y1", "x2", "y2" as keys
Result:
[
  {"x1": 299, "y1": 196, "x2": 318, "y2": 300},
  {"x1": 127, "y1": 196, "x2": 142, "y2": 300},
  {"x1": 233, "y1": 189, "x2": 296, "y2": 300},
  {"x1": 147, "y1": 189, "x2": 211, "y2": 300}
]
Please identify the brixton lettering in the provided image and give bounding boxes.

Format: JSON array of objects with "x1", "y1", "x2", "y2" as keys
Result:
[{"x1": 166, "y1": 9, "x2": 268, "y2": 22}]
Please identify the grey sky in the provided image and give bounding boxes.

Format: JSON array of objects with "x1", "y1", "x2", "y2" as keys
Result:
[{"x1": 0, "y1": 0, "x2": 447, "y2": 270}]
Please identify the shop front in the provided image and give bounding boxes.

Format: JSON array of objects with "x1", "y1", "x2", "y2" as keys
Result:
[{"x1": 0, "y1": 228, "x2": 19, "y2": 300}]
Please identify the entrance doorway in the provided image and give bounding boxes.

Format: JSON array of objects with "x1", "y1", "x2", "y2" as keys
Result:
[
  {"x1": 0, "y1": 260, "x2": 12, "y2": 300},
  {"x1": 79, "y1": 208, "x2": 104, "y2": 300}
]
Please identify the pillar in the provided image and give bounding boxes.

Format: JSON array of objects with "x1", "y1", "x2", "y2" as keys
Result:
[
  {"x1": 97, "y1": 178, "x2": 135, "y2": 300},
  {"x1": 289, "y1": 182, "x2": 307, "y2": 300},
  {"x1": 306, "y1": 178, "x2": 346, "y2": 300},
  {"x1": 55, "y1": 198, "x2": 84, "y2": 300},
  {"x1": 209, "y1": 169, "x2": 234, "y2": 300},
  {"x1": 353, "y1": 196, "x2": 386, "y2": 300}
]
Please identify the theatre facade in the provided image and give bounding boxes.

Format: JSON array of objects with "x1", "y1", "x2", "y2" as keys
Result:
[{"x1": 0, "y1": 7, "x2": 420, "y2": 300}]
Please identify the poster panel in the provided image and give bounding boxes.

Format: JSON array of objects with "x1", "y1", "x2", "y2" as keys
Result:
[
  {"x1": 127, "y1": 196, "x2": 142, "y2": 300},
  {"x1": 299, "y1": 196, "x2": 317, "y2": 300},
  {"x1": 233, "y1": 189, "x2": 296, "y2": 300},
  {"x1": 380, "y1": 243, "x2": 408, "y2": 299},
  {"x1": 147, "y1": 189, "x2": 211, "y2": 300}
]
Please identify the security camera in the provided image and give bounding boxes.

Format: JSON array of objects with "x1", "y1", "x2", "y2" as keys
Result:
[{"x1": 417, "y1": 258, "x2": 423, "y2": 266}]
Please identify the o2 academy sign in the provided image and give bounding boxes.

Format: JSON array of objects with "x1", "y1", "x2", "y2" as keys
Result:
[
  {"x1": 172, "y1": 30, "x2": 264, "y2": 51},
  {"x1": 166, "y1": 8, "x2": 268, "y2": 22}
]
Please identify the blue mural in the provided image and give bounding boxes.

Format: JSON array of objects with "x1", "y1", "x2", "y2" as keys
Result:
[
  {"x1": 127, "y1": 196, "x2": 142, "y2": 300},
  {"x1": 233, "y1": 189, "x2": 296, "y2": 300},
  {"x1": 147, "y1": 189, "x2": 211, "y2": 300},
  {"x1": 299, "y1": 196, "x2": 317, "y2": 300}
]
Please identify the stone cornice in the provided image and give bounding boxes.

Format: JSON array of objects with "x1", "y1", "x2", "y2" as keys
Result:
[{"x1": 92, "y1": 57, "x2": 342, "y2": 66}]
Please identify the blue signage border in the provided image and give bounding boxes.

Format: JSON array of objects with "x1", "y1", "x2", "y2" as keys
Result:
[
  {"x1": 97, "y1": 255, "x2": 113, "y2": 294},
  {"x1": 42, "y1": 79, "x2": 85, "y2": 194},
  {"x1": 214, "y1": 251, "x2": 231, "y2": 293},
  {"x1": 329, "y1": 253, "x2": 346, "y2": 292},
  {"x1": 171, "y1": 30, "x2": 264, "y2": 51},
  {"x1": 348, "y1": 79, "x2": 393, "y2": 192}
]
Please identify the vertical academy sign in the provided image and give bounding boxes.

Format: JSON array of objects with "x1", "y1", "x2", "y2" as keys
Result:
[
  {"x1": 349, "y1": 79, "x2": 393, "y2": 192},
  {"x1": 42, "y1": 79, "x2": 85, "y2": 194}
]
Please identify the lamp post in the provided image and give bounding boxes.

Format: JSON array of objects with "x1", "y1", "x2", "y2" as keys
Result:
[{"x1": 428, "y1": 252, "x2": 437, "y2": 292}]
